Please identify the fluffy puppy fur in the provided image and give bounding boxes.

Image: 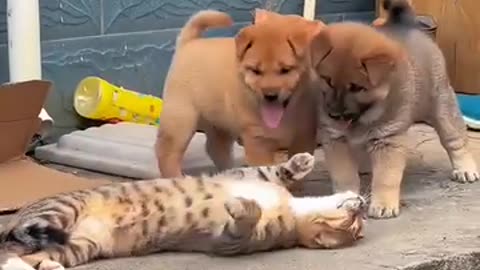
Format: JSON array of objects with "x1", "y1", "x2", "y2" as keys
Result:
[
  {"x1": 309, "y1": 0, "x2": 479, "y2": 219},
  {"x1": 156, "y1": 10, "x2": 324, "y2": 177}
]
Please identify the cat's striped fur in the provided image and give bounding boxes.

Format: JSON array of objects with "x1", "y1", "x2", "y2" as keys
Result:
[{"x1": 0, "y1": 153, "x2": 365, "y2": 270}]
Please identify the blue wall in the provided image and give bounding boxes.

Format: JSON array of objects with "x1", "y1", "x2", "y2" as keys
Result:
[{"x1": 0, "y1": 0, "x2": 374, "y2": 137}]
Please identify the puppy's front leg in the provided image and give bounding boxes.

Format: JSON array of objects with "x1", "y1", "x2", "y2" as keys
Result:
[
  {"x1": 323, "y1": 138, "x2": 361, "y2": 193},
  {"x1": 155, "y1": 103, "x2": 198, "y2": 177},
  {"x1": 241, "y1": 134, "x2": 276, "y2": 166},
  {"x1": 367, "y1": 135, "x2": 408, "y2": 219}
]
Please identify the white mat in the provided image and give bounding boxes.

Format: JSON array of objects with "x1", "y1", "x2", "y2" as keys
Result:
[{"x1": 35, "y1": 123, "x2": 246, "y2": 179}]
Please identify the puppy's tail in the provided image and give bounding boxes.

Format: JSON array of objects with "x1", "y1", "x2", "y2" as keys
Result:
[
  {"x1": 176, "y1": 10, "x2": 234, "y2": 48},
  {"x1": 383, "y1": 0, "x2": 416, "y2": 27}
]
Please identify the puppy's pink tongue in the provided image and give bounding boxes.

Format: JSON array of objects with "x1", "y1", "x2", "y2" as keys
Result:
[{"x1": 260, "y1": 104, "x2": 285, "y2": 129}]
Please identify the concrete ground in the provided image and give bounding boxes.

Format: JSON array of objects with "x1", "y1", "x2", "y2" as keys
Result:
[{"x1": 2, "y1": 125, "x2": 480, "y2": 270}]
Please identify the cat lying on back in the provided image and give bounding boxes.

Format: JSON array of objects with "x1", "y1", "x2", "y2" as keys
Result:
[{"x1": 0, "y1": 153, "x2": 365, "y2": 270}]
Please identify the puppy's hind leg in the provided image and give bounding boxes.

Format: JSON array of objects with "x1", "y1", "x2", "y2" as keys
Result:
[
  {"x1": 205, "y1": 127, "x2": 235, "y2": 172},
  {"x1": 431, "y1": 88, "x2": 479, "y2": 183},
  {"x1": 156, "y1": 103, "x2": 199, "y2": 177}
]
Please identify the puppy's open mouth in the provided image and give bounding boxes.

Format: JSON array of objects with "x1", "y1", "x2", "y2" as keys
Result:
[{"x1": 260, "y1": 98, "x2": 290, "y2": 129}]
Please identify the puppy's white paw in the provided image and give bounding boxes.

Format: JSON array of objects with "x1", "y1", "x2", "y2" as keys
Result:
[
  {"x1": 452, "y1": 169, "x2": 480, "y2": 183},
  {"x1": 0, "y1": 256, "x2": 35, "y2": 270},
  {"x1": 38, "y1": 260, "x2": 64, "y2": 270},
  {"x1": 368, "y1": 200, "x2": 400, "y2": 219},
  {"x1": 451, "y1": 153, "x2": 479, "y2": 183}
]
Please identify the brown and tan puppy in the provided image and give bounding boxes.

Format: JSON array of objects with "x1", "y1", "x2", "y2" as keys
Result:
[
  {"x1": 156, "y1": 9, "x2": 324, "y2": 177},
  {"x1": 309, "y1": 0, "x2": 479, "y2": 219}
]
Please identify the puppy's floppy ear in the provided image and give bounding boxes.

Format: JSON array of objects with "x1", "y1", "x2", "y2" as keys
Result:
[
  {"x1": 235, "y1": 27, "x2": 254, "y2": 60},
  {"x1": 287, "y1": 21, "x2": 325, "y2": 57},
  {"x1": 310, "y1": 29, "x2": 333, "y2": 67},
  {"x1": 361, "y1": 53, "x2": 396, "y2": 87}
]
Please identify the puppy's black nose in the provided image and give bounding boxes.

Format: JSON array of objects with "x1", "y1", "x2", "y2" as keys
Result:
[{"x1": 264, "y1": 94, "x2": 278, "y2": 102}]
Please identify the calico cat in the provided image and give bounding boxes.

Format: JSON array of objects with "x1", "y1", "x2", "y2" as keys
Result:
[{"x1": 0, "y1": 153, "x2": 365, "y2": 270}]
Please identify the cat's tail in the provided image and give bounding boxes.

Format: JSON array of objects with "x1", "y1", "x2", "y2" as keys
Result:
[
  {"x1": 176, "y1": 10, "x2": 233, "y2": 48},
  {"x1": 382, "y1": 0, "x2": 416, "y2": 27},
  {"x1": 0, "y1": 218, "x2": 69, "y2": 255}
]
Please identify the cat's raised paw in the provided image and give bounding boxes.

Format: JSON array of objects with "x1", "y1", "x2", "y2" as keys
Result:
[{"x1": 283, "y1": 152, "x2": 315, "y2": 180}]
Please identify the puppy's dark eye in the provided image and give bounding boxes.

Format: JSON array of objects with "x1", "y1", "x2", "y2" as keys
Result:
[
  {"x1": 279, "y1": 67, "x2": 292, "y2": 75},
  {"x1": 248, "y1": 67, "x2": 262, "y2": 75},
  {"x1": 321, "y1": 76, "x2": 333, "y2": 88},
  {"x1": 349, "y1": 83, "x2": 366, "y2": 93}
]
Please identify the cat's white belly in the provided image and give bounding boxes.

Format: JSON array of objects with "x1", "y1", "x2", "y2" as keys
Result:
[{"x1": 225, "y1": 181, "x2": 281, "y2": 210}]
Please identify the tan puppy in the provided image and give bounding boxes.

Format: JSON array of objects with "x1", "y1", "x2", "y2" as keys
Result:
[
  {"x1": 156, "y1": 9, "x2": 324, "y2": 177},
  {"x1": 309, "y1": 0, "x2": 479, "y2": 219}
]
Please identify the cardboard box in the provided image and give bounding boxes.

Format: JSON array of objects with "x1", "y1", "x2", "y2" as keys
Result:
[{"x1": 0, "y1": 80, "x2": 109, "y2": 213}]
